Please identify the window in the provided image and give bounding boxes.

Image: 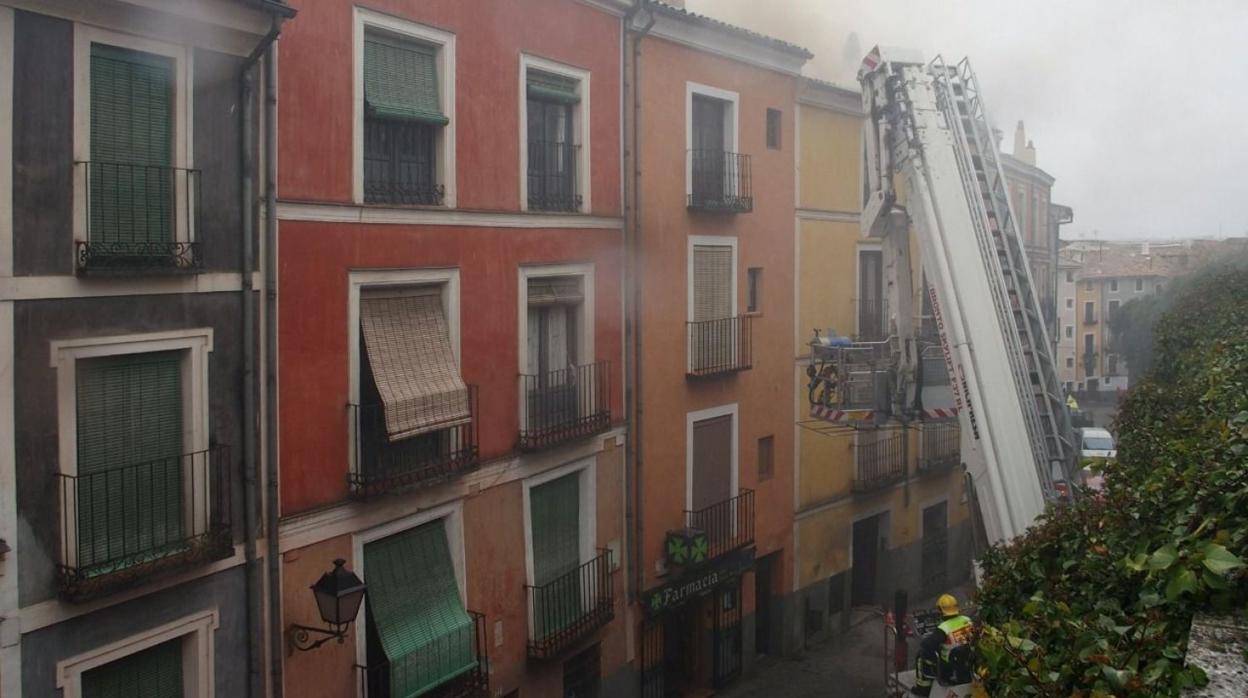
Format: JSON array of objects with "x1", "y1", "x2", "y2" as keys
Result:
[
  {"x1": 526, "y1": 68, "x2": 583, "y2": 212},
  {"x1": 1109, "y1": 279, "x2": 1118, "y2": 292},
  {"x1": 747, "y1": 267, "x2": 762, "y2": 313},
  {"x1": 1108, "y1": 300, "x2": 1120, "y2": 320},
  {"x1": 1066, "y1": 271, "x2": 1074, "y2": 283},
  {"x1": 757, "y1": 435, "x2": 774, "y2": 481},
  {"x1": 1135, "y1": 279, "x2": 1144, "y2": 292},
  {"x1": 688, "y1": 240, "x2": 739, "y2": 373},
  {"x1": 350, "y1": 271, "x2": 476, "y2": 493},
  {"x1": 1065, "y1": 325, "x2": 1073, "y2": 338},
  {"x1": 858, "y1": 249, "x2": 884, "y2": 340},
  {"x1": 1066, "y1": 298, "x2": 1073, "y2": 309},
  {"x1": 686, "y1": 82, "x2": 745, "y2": 211},
  {"x1": 1107, "y1": 354, "x2": 1118, "y2": 375},
  {"x1": 691, "y1": 94, "x2": 730, "y2": 204},
  {"x1": 1066, "y1": 357, "x2": 1074, "y2": 368},
  {"x1": 1084, "y1": 301, "x2": 1095, "y2": 324},
  {"x1": 524, "y1": 276, "x2": 583, "y2": 436},
  {"x1": 690, "y1": 408, "x2": 736, "y2": 512},
  {"x1": 355, "y1": 9, "x2": 455, "y2": 207},
  {"x1": 362, "y1": 517, "x2": 478, "y2": 698},
  {"x1": 530, "y1": 471, "x2": 583, "y2": 637},
  {"x1": 82, "y1": 638, "x2": 183, "y2": 698},
  {"x1": 765, "y1": 108, "x2": 781, "y2": 149}
]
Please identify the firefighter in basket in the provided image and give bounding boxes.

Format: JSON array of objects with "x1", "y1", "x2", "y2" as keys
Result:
[{"x1": 911, "y1": 594, "x2": 974, "y2": 696}]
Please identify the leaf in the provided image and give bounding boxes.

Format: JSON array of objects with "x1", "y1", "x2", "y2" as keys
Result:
[
  {"x1": 1165, "y1": 568, "x2": 1197, "y2": 601},
  {"x1": 1149, "y1": 544, "x2": 1178, "y2": 571},
  {"x1": 1100, "y1": 666, "x2": 1134, "y2": 690},
  {"x1": 1200, "y1": 543, "x2": 1245, "y2": 575}
]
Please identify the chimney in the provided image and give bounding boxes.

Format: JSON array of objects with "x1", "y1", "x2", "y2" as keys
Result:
[{"x1": 1013, "y1": 121, "x2": 1026, "y2": 158}]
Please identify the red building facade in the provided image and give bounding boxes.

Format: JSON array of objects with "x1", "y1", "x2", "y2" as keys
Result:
[{"x1": 273, "y1": 1, "x2": 630, "y2": 695}]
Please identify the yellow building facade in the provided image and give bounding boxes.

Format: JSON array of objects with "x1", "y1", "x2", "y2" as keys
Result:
[{"x1": 793, "y1": 79, "x2": 972, "y2": 636}]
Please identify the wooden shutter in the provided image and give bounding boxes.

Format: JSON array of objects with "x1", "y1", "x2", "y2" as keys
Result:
[
  {"x1": 527, "y1": 70, "x2": 580, "y2": 104},
  {"x1": 76, "y1": 352, "x2": 184, "y2": 569},
  {"x1": 692, "y1": 245, "x2": 733, "y2": 322},
  {"x1": 89, "y1": 43, "x2": 174, "y2": 244},
  {"x1": 81, "y1": 637, "x2": 183, "y2": 698},
  {"x1": 691, "y1": 415, "x2": 733, "y2": 510},
  {"x1": 359, "y1": 289, "x2": 470, "y2": 440},
  {"x1": 527, "y1": 277, "x2": 583, "y2": 306},
  {"x1": 364, "y1": 33, "x2": 448, "y2": 125},
  {"x1": 364, "y1": 520, "x2": 476, "y2": 697},
  {"x1": 530, "y1": 472, "x2": 582, "y2": 638}
]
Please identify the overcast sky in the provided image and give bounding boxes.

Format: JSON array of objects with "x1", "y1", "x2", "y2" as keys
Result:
[{"x1": 688, "y1": 0, "x2": 1248, "y2": 241}]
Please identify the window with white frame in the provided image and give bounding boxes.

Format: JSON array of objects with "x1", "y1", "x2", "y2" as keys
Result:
[
  {"x1": 74, "y1": 27, "x2": 194, "y2": 269},
  {"x1": 688, "y1": 239, "x2": 738, "y2": 372},
  {"x1": 355, "y1": 9, "x2": 455, "y2": 207},
  {"x1": 686, "y1": 83, "x2": 742, "y2": 210},
  {"x1": 521, "y1": 56, "x2": 589, "y2": 213},
  {"x1": 523, "y1": 460, "x2": 598, "y2": 644},
  {"x1": 52, "y1": 330, "x2": 217, "y2": 583}
]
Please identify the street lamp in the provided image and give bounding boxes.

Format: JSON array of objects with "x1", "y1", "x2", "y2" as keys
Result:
[{"x1": 288, "y1": 558, "x2": 367, "y2": 651}]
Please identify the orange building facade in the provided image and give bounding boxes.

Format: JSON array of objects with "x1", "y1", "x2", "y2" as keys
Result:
[{"x1": 624, "y1": 5, "x2": 809, "y2": 694}]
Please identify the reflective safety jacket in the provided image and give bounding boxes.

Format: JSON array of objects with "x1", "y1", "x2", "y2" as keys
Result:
[{"x1": 937, "y1": 615, "x2": 973, "y2": 660}]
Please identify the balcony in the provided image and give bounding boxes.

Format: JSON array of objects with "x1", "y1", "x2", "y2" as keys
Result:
[
  {"x1": 687, "y1": 316, "x2": 753, "y2": 378},
  {"x1": 76, "y1": 161, "x2": 202, "y2": 275},
  {"x1": 857, "y1": 298, "x2": 886, "y2": 341},
  {"x1": 919, "y1": 421, "x2": 960, "y2": 474},
  {"x1": 681, "y1": 489, "x2": 755, "y2": 563},
  {"x1": 526, "y1": 550, "x2": 615, "y2": 660},
  {"x1": 518, "y1": 362, "x2": 611, "y2": 451},
  {"x1": 687, "y1": 150, "x2": 752, "y2": 213},
  {"x1": 348, "y1": 387, "x2": 480, "y2": 498},
  {"x1": 1083, "y1": 313, "x2": 1098, "y2": 326},
  {"x1": 57, "y1": 446, "x2": 232, "y2": 602},
  {"x1": 853, "y1": 433, "x2": 906, "y2": 493},
  {"x1": 363, "y1": 118, "x2": 446, "y2": 207},
  {"x1": 357, "y1": 611, "x2": 489, "y2": 698},
  {"x1": 528, "y1": 140, "x2": 582, "y2": 213}
]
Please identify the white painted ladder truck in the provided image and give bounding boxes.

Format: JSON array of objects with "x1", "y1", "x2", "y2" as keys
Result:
[{"x1": 805, "y1": 47, "x2": 1078, "y2": 695}]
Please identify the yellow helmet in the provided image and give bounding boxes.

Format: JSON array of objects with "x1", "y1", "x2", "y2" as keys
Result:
[{"x1": 938, "y1": 594, "x2": 960, "y2": 617}]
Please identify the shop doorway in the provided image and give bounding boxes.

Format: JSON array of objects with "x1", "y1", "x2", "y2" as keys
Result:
[
  {"x1": 754, "y1": 553, "x2": 774, "y2": 655},
  {"x1": 712, "y1": 582, "x2": 743, "y2": 687},
  {"x1": 851, "y1": 513, "x2": 885, "y2": 606}
]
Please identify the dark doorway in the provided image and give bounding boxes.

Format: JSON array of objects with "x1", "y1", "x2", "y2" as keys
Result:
[
  {"x1": 851, "y1": 514, "x2": 883, "y2": 606},
  {"x1": 754, "y1": 554, "x2": 773, "y2": 655},
  {"x1": 661, "y1": 601, "x2": 701, "y2": 695},
  {"x1": 712, "y1": 583, "x2": 743, "y2": 687},
  {"x1": 921, "y1": 501, "x2": 949, "y2": 594}
]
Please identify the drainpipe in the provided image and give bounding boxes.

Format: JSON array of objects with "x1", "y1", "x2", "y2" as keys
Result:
[
  {"x1": 240, "y1": 10, "x2": 289, "y2": 698},
  {"x1": 623, "y1": 0, "x2": 655, "y2": 605}
]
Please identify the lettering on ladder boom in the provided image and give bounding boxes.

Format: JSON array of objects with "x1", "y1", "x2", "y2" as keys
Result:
[{"x1": 928, "y1": 285, "x2": 980, "y2": 441}]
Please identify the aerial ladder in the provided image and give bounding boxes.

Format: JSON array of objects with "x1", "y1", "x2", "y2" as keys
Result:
[{"x1": 806, "y1": 46, "x2": 1077, "y2": 548}]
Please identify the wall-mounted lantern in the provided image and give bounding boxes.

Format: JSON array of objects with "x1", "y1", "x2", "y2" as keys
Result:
[{"x1": 288, "y1": 558, "x2": 366, "y2": 651}]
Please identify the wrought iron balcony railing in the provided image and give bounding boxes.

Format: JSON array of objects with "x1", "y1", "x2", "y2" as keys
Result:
[
  {"x1": 687, "y1": 315, "x2": 753, "y2": 378},
  {"x1": 356, "y1": 611, "x2": 489, "y2": 698},
  {"x1": 857, "y1": 298, "x2": 886, "y2": 341},
  {"x1": 363, "y1": 118, "x2": 446, "y2": 207},
  {"x1": 919, "y1": 421, "x2": 960, "y2": 474},
  {"x1": 853, "y1": 433, "x2": 907, "y2": 493},
  {"x1": 528, "y1": 140, "x2": 582, "y2": 212},
  {"x1": 687, "y1": 150, "x2": 752, "y2": 213},
  {"x1": 518, "y1": 362, "x2": 611, "y2": 451},
  {"x1": 526, "y1": 550, "x2": 615, "y2": 660},
  {"x1": 76, "y1": 161, "x2": 202, "y2": 275},
  {"x1": 684, "y1": 489, "x2": 755, "y2": 562},
  {"x1": 57, "y1": 446, "x2": 232, "y2": 602},
  {"x1": 349, "y1": 386, "x2": 480, "y2": 498}
]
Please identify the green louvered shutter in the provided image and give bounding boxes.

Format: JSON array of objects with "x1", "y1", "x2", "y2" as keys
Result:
[
  {"x1": 526, "y1": 71, "x2": 580, "y2": 105},
  {"x1": 364, "y1": 520, "x2": 476, "y2": 697},
  {"x1": 89, "y1": 44, "x2": 175, "y2": 244},
  {"x1": 76, "y1": 352, "x2": 184, "y2": 572},
  {"x1": 82, "y1": 637, "x2": 183, "y2": 698},
  {"x1": 363, "y1": 34, "x2": 448, "y2": 125},
  {"x1": 530, "y1": 472, "x2": 581, "y2": 638}
]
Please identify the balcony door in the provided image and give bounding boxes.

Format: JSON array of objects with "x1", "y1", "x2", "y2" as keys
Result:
[
  {"x1": 691, "y1": 95, "x2": 727, "y2": 202},
  {"x1": 526, "y1": 277, "x2": 583, "y2": 434},
  {"x1": 690, "y1": 413, "x2": 734, "y2": 536},
  {"x1": 691, "y1": 244, "x2": 735, "y2": 371},
  {"x1": 858, "y1": 249, "x2": 884, "y2": 340}
]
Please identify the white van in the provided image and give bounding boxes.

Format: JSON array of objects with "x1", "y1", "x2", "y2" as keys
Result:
[{"x1": 1078, "y1": 427, "x2": 1116, "y2": 491}]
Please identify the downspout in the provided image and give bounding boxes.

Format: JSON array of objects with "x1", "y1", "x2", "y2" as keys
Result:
[
  {"x1": 240, "y1": 12, "x2": 287, "y2": 698},
  {"x1": 623, "y1": 0, "x2": 655, "y2": 605}
]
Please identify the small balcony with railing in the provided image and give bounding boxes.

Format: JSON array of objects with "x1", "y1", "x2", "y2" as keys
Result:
[
  {"x1": 348, "y1": 387, "x2": 480, "y2": 498},
  {"x1": 919, "y1": 421, "x2": 960, "y2": 474},
  {"x1": 56, "y1": 446, "x2": 232, "y2": 602},
  {"x1": 666, "y1": 489, "x2": 755, "y2": 571},
  {"x1": 853, "y1": 433, "x2": 907, "y2": 494},
  {"x1": 687, "y1": 316, "x2": 753, "y2": 378},
  {"x1": 356, "y1": 610, "x2": 490, "y2": 698},
  {"x1": 518, "y1": 362, "x2": 611, "y2": 451},
  {"x1": 687, "y1": 150, "x2": 752, "y2": 213},
  {"x1": 75, "y1": 161, "x2": 202, "y2": 274},
  {"x1": 526, "y1": 550, "x2": 615, "y2": 660},
  {"x1": 528, "y1": 140, "x2": 582, "y2": 213}
]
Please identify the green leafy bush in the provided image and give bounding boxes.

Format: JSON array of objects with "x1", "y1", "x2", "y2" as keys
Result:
[{"x1": 974, "y1": 267, "x2": 1248, "y2": 696}]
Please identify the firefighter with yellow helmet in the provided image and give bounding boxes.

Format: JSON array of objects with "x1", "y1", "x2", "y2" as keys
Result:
[{"x1": 911, "y1": 594, "x2": 974, "y2": 696}]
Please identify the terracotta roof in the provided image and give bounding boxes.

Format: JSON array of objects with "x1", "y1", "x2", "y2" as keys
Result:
[
  {"x1": 1077, "y1": 239, "x2": 1248, "y2": 280},
  {"x1": 649, "y1": 2, "x2": 813, "y2": 58}
]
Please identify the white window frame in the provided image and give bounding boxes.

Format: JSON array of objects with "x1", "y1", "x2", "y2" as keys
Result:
[
  {"x1": 516, "y1": 263, "x2": 595, "y2": 430},
  {"x1": 687, "y1": 236, "x2": 738, "y2": 373},
  {"x1": 685, "y1": 403, "x2": 739, "y2": 511},
  {"x1": 684, "y1": 81, "x2": 739, "y2": 200},
  {"x1": 56, "y1": 608, "x2": 218, "y2": 698},
  {"x1": 519, "y1": 54, "x2": 591, "y2": 213},
  {"x1": 352, "y1": 8, "x2": 457, "y2": 208},
  {"x1": 520, "y1": 456, "x2": 598, "y2": 640},
  {"x1": 50, "y1": 329, "x2": 213, "y2": 569},
  {"x1": 72, "y1": 25, "x2": 195, "y2": 255},
  {"x1": 352, "y1": 501, "x2": 467, "y2": 682},
  {"x1": 346, "y1": 267, "x2": 461, "y2": 476}
]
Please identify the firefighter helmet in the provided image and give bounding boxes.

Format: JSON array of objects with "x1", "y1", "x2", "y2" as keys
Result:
[{"x1": 938, "y1": 593, "x2": 960, "y2": 617}]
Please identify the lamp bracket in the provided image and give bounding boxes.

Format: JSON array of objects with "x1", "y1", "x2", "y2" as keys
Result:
[{"x1": 288, "y1": 623, "x2": 347, "y2": 652}]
